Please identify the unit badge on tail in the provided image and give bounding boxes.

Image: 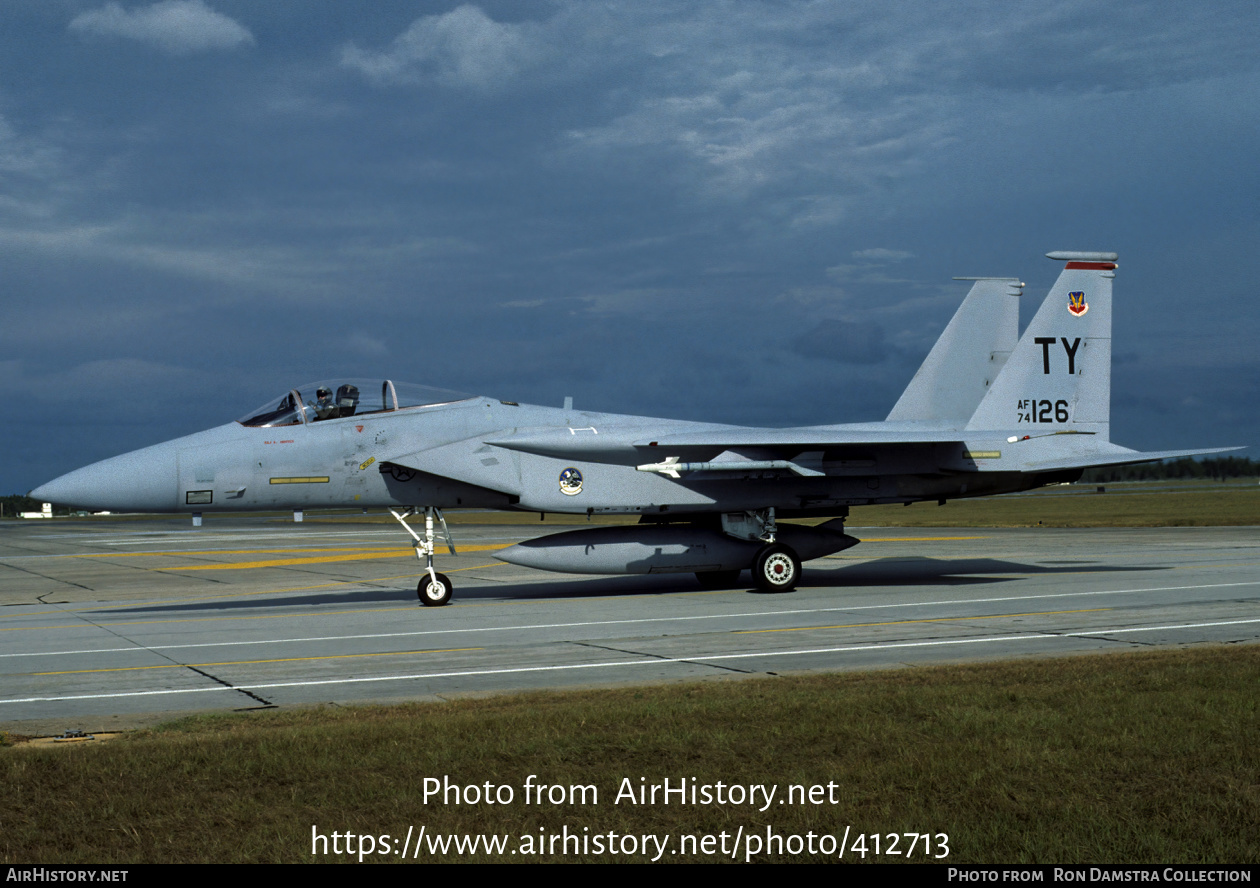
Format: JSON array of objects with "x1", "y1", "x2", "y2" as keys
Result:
[{"x1": 1068, "y1": 291, "x2": 1089, "y2": 316}]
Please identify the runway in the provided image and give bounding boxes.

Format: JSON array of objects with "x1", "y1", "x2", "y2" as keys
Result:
[{"x1": 2, "y1": 516, "x2": 1258, "y2": 734}]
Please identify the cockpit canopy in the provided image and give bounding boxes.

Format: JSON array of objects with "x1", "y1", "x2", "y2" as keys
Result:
[{"x1": 238, "y1": 379, "x2": 475, "y2": 427}]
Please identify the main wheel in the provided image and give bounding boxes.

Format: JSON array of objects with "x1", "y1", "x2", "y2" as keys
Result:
[
  {"x1": 753, "y1": 544, "x2": 801, "y2": 592},
  {"x1": 418, "y1": 572, "x2": 454, "y2": 606},
  {"x1": 695, "y1": 569, "x2": 742, "y2": 590}
]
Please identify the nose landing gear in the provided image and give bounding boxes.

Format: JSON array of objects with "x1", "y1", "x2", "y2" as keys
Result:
[{"x1": 390, "y1": 506, "x2": 457, "y2": 606}]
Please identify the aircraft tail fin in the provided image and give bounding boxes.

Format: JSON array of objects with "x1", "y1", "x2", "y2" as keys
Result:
[
  {"x1": 965, "y1": 251, "x2": 1116, "y2": 438},
  {"x1": 886, "y1": 277, "x2": 1022, "y2": 426}
]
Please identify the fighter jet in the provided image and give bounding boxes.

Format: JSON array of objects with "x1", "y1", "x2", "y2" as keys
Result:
[{"x1": 30, "y1": 251, "x2": 1235, "y2": 605}]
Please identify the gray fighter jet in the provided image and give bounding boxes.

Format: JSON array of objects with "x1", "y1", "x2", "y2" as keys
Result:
[{"x1": 30, "y1": 251, "x2": 1235, "y2": 605}]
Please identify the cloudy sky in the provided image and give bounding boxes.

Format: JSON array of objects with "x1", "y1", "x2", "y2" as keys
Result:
[{"x1": 5, "y1": 0, "x2": 1258, "y2": 494}]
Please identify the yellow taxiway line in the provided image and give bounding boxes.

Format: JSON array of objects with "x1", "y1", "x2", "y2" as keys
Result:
[
  {"x1": 162, "y1": 544, "x2": 508, "y2": 571},
  {"x1": 33, "y1": 647, "x2": 484, "y2": 676},
  {"x1": 734, "y1": 607, "x2": 1111, "y2": 634},
  {"x1": 0, "y1": 561, "x2": 507, "y2": 629}
]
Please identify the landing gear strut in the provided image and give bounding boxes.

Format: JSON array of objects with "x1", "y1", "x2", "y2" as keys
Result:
[{"x1": 390, "y1": 506, "x2": 457, "y2": 606}]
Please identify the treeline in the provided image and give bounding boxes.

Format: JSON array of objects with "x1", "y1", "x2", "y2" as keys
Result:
[
  {"x1": 1, "y1": 496, "x2": 79, "y2": 516},
  {"x1": 1082, "y1": 456, "x2": 1258, "y2": 483},
  {"x1": 0, "y1": 494, "x2": 76, "y2": 517},
  {"x1": 1, "y1": 494, "x2": 46, "y2": 517}
]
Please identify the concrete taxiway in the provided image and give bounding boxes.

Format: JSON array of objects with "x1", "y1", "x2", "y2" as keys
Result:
[{"x1": 2, "y1": 515, "x2": 1257, "y2": 734}]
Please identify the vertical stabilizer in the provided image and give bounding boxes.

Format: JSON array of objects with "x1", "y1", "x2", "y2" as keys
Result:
[
  {"x1": 887, "y1": 277, "x2": 1022, "y2": 426},
  {"x1": 965, "y1": 251, "x2": 1115, "y2": 439}
]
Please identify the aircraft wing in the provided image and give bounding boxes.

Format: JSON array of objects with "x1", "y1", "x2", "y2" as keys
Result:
[
  {"x1": 630, "y1": 433, "x2": 1245, "y2": 476},
  {"x1": 634, "y1": 427, "x2": 965, "y2": 450},
  {"x1": 484, "y1": 425, "x2": 965, "y2": 464},
  {"x1": 384, "y1": 436, "x2": 524, "y2": 496},
  {"x1": 485, "y1": 426, "x2": 1242, "y2": 478}
]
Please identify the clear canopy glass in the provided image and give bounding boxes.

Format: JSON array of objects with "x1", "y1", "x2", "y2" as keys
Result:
[{"x1": 237, "y1": 379, "x2": 475, "y2": 427}]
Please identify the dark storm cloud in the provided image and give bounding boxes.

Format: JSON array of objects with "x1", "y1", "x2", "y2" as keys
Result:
[
  {"x1": 0, "y1": 0, "x2": 1255, "y2": 492},
  {"x1": 793, "y1": 320, "x2": 895, "y2": 365}
]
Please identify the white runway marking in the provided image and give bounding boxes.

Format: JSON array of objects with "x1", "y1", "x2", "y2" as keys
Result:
[
  {"x1": 4, "y1": 616, "x2": 1259, "y2": 706},
  {"x1": 5, "y1": 579, "x2": 1257, "y2": 659}
]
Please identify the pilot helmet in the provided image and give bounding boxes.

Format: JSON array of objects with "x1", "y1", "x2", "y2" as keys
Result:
[{"x1": 317, "y1": 387, "x2": 332, "y2": 398}]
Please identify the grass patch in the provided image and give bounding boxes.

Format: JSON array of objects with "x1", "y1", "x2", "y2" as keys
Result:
[
  {"x1": 4, "y1": 646, "x2": 1258, "y2": 863},
  {"x1": 849, "y1": 483, "x2": 1260, "y2": 527}
]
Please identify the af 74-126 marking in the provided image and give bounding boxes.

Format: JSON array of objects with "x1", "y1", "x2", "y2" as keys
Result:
[
  {"x1": 1017, "y1": 400, "x2": 1070, "y2": 424},
  {"x1": 31, "y1": 251, "x2": 1237, "y2": 605}
]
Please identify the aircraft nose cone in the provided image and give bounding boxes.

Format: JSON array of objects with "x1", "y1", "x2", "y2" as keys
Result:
[{"x1": 31, "y1": 442, "x2": 179, "y2": 512}]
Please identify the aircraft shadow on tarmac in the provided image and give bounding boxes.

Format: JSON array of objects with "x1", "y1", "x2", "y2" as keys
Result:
[
  {"x1": 94, "y1": 557, "x2": 1165, "y2": 615},
  {"x1": 811, "y1": 556, "x2": 1161, "y2": 588}
]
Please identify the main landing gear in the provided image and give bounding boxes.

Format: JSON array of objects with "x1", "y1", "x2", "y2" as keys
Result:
[
  {"x1": 752, "y1": 543, "x2": 801, "y2": 593},
  {"x1": 744, "y1": 509, "x2": 802, "y2": 593},
  {"x1": 697, "y1": 543, "x2": 801, "y2": 592},
  {"x1": 700, "y1": 508, "x2": 804, "y2": 593},
  {"x1": 390, "y1": 506, "x2": 456, "y2": 606}
]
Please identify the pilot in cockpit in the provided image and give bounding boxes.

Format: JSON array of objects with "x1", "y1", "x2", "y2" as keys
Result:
[{"x1": 312, "y1": 386, "x2": 337, "y2": 420}]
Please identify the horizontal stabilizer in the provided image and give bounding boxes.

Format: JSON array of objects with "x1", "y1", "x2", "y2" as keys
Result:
[{"x1": 1020, "y1": 446, "x2": 1245, "y2": 473}]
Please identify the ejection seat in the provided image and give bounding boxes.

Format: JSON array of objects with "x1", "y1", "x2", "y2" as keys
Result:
[{"x1": 336, "y1": 384, "x2": 360, "y2": 417}]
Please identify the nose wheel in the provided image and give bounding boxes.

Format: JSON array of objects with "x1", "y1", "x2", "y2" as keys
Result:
[
  {"x1": 753, "y1": 543, "x2": 801, "y2": 592},
  {"x1": 418, "y1": 572, "x2": 453, "y2": 607}
]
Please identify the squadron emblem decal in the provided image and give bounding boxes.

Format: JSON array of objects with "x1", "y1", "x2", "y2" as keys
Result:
[
  {"x1": 1067, "y1": 291, "x2": 1089, "y2": 317},
  {"x1": 559, "y1": 467, "x2": 584, "y2": 496}
]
